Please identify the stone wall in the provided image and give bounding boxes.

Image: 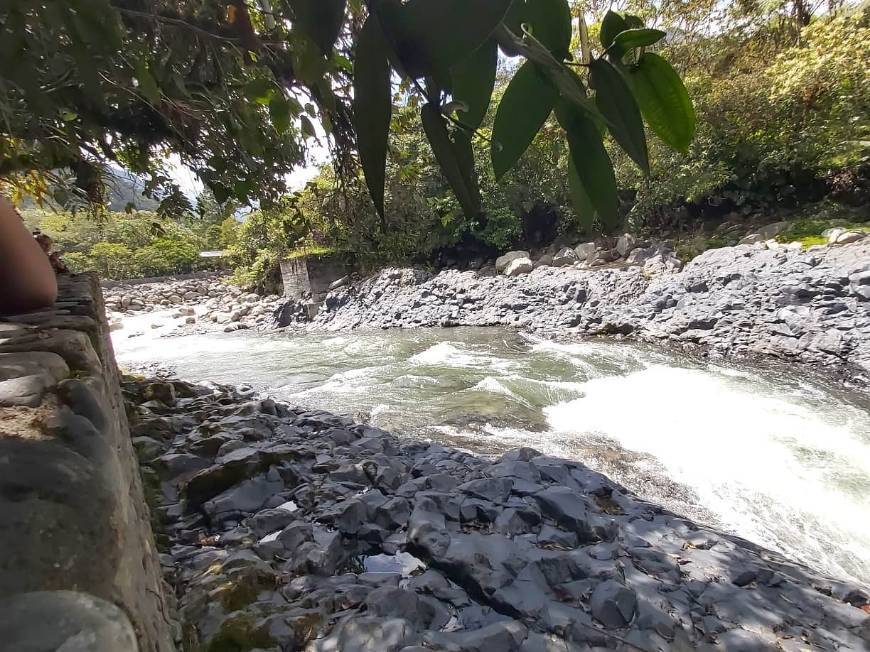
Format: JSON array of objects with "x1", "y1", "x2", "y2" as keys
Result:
[
  {"x1": 0, "y1": 273, "x2": 174, "y2": 651},
  {"x1": 279, "y1": 253, "x2": 352, "y2": 301}
]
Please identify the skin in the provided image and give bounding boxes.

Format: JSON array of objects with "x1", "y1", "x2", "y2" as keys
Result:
[{"x1": 0, "y1": 197, "x2": 58, "y2": 314}]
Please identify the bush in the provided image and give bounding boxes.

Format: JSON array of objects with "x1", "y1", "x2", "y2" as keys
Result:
[
  {"x1": 132, "y1": 238, "x2": 199, "y2": 277},
  {"x1": 89, "y1": 242, "x2": 139, "y2": 279}
]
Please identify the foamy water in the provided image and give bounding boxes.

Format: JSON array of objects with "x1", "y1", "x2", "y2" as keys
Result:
[{"x1": 113, "y1": 318, "x2": 870, "y2": 584}]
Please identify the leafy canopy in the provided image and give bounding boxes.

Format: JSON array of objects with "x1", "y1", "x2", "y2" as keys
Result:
[{"x1": 1, "y1": 0, "x2": 695, "y2": 233}]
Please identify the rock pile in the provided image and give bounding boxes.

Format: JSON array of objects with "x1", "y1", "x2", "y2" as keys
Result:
[
  {"x1": 288, "y1": 239, "x2": 870, "y2": 385},
  {"x1": 493, "y1": 236, "x2": 682, "y2": 278},
  {"x1": 128, "y1": 377, "x2": 869, "y2": 651},
  {"x1": 103, "y1": 274, "x2": 283, "y2": 333}
]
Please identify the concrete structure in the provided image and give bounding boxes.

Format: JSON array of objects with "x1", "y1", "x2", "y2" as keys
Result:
[
  {"x1": 0, "y1": 273, "x2": 175, "y2": 651},
  {"x1": 279, "y1": 252, "x2": 353, "y2": 301}
]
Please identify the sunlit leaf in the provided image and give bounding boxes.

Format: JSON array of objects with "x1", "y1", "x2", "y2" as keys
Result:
[
  {"x1": 629, "y1": 52, "x2": 696, "y2": 152},
  {"x1": 135, "y1": 60, "x2": 161, "y2": 104},
  {"x1": 613, "y1": 28, "x2": 666, "y2": 51}
]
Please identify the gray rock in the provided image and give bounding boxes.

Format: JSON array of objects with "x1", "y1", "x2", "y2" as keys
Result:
[
  {"x1": 504, "y1": 257, "x2": 534, "y2": 277},
  {"x1": 836, "y1": 231, "x2": 866, "y2": 245},
  {"x1": 496, "y1": 251, "x2": 531, "y2": 273},
  {"x1": 574, "y1": 242, "x2": 596, "y2": 262},
  {"x1": 616, "y1": 233, "x2": 638, "y2": 257},
  {"x1": 534, "y1": 487, "x2": 595, "y2": 541},
  {"x1": 757, "y1": 221, "x2": 789, "y2": 240},
  {"x1": 590, "y1": 580, "x2": 637, "y2": 628},
  {"x1": 308, "y1": 616, "x2": 417, "y2": 652},
  {"x1": 0, "y1": 590, "x2": 139, "y2": 652},
  {"x1": 552, "y1": 248, "x2": 578, "y2": 268}
]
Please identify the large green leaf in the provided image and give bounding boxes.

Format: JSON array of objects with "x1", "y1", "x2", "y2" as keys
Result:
[
  {"x1": 134, "y1": 60, "x2": 161, "y2": 104},
  {"x1": 451, "y1": 39, "x2": 497, "y2": 130},
  {"x1": 386, "y1": 0, "x2": 512, "y2": 79},
  {"x1": 590, "y1": 58, "x2": 649, "y2": 174},
  {"x1": 525, "y1": 0, "x2": 572, "y2": 60},
  {"x1": 353, "y1": 15, "x2": 393, "y2": 217},
  {"x1": 629, "y1": 52, "x2": 695, "y2": 153},
  {"x1": 599, "y1": 10, "x2": 627, "y2": 49},
  {"x1": 289, "y1": 0, "x2": 347, "y2": 56},
  {"x1": 568, "y1": 158, "x2": 596, "y2": 230},
  {"x1": 421, "y1": 103, "x2": 480, "y2": 217},
  {"x1": 557, "y1": 102, "x2": 619, "y2": 230},
  {"x1": 491, "y1": 61, "x2": 559, "y2": 180},
  {"x1": 613, "y1": 28, "x2": 666, "y2": 51}
]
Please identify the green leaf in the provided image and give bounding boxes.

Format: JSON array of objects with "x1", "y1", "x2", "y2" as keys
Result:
[
  {"x1": 599, "y1": 10, "x2": 627, "y2": 49},
  {"x1": 568, "y1": 158, "x2": 596, "y2": 230},
  {"x1": 289, "y1": 0, "x2": 347, "y2": 56},
  {"x1": 385, "y1": 0, "x2": 512, "y2": 79},
  {"x1": 135, "y1": 60, "x2": 161, "y2": 104},
  {"x1": 557, "y1": 102, "x2": 619, "y2": 230},
  {"x1": 244, "y1": 78, "x2": 273, "y2": 104},
  {"x1": 491, "y1": 61, "x2": 559, "y2": 181},
  {"x1": 629, "y1": 52, "x2": 695, "y2": 152},
  {"x1": 451, "y1": 39, "x2": 497, "y2": 131},
  {"x1": 353, "y1": 15, "x2": 393, "y2": 217},
  {"x1": 421, "y1": 103, "x2": 480, "y2": 217},
  {"x1": 589, "y1": 59, "x2": 649, "y2": 174},
  {"x1": 300, "y1": 115, "x2": 317, "y2": 138},
  {"x1": 525, "y1": 0, "x2": 572, "y2": 60},
  {"x1": 613, "y1": 28, "x2": 666, "y2": 51},
  {"x1": 624, "y1": 14, "x2": 644, "y2": 29}
]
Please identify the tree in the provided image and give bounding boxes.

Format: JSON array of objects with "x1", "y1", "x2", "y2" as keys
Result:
[{"x1": 1, "y1": 1, "x2": 694, "y2": 235}]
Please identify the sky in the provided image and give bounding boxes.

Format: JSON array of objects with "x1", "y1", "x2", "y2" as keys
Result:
[{"x1": 166, "y1": 136, "x2": 330, "y2": 202}]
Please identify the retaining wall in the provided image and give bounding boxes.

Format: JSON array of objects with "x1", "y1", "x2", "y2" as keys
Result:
[{"x1": 0, "y1": 273, "x2": 174, "y2": 651}]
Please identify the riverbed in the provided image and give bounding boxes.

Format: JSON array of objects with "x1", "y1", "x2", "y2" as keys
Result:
[{"x1": 113, "y1": 315, "x2": 870, "y2": 586}]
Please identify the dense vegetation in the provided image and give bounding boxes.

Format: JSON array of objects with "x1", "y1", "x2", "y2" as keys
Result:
[{"x1": 2, "y1": 0, "x2": 868, "y2": 287}]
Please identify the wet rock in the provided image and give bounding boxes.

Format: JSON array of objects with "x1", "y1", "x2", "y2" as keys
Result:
[{"x1": 203, "y1": 474, "x2": 284, "y2": 520}]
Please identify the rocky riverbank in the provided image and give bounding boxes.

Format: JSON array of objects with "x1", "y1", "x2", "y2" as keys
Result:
[
  {"x1": 279, "y1": 239, "x2": 870, "y2": 388},
  {"x1": 104, "y1": 274, "x2": 284, "y2": 333},
  {"x1": 129, "y1": 376, "x2": 869, "y2": 651}
]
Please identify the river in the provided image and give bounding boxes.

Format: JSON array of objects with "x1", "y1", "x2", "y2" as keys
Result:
[{"x1": 113, "y1": 314, "x2": 870, "y2": 586}]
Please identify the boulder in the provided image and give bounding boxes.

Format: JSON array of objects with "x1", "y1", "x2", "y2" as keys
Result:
[
  {"x1": 835, "y1": 231, "x2": 866, "y2": 245},
  {"x1": 739, "y1": 233, "x2": 764, "y2": 245},
  {"x1": 552, "y1": 247, "x2": 578, "y2": 267},
  {"x1": 495, "y1": 251, "x2": 531, "y2": 273},
  {"x1": 616, "y1": 233, "x2": 638, "y2": 257},
  {"x1": 574, "y1": 242, "x2": 596, "y2": 262},
  {"x1": 503, "y1": 257, "x2": 534, "y2": 277},
  {"x1": 757, "y1": 221, "x2": 789, "y2": 240},
  {"x1": 534, "y1": 254, "x2": 554, "y2": 268}
]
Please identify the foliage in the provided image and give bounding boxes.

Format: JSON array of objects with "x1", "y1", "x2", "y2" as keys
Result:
[
  {"x1": 1, "y1": 0, "x2": 693, "y2": 242},
  {"x1": 22, "y1": 207, "x2": 235, "y2": 279}
]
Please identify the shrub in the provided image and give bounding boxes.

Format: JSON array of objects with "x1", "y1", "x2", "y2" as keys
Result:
[{"x1": 88, "y1": 242, "x2": 139, "y2": 279}]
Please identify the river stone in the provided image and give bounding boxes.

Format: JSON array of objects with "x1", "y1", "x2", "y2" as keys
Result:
[
  {"x1": 616, "y1": 233, "x2": 638, "y2": 257},
  {"x1": 0, "y1": 590, "x2": 139, "y2": 652},
  {"x1": 552, "y1": 248, "x2": 578, "y2": 268},
  {"x1": 574, "y1": 242, "x2": 596, "y2": 262},
  {"x1": 590, "y1": 580, "x2": 637, "y2": 628},
  {"x1": 836, "y1": 231, "x2": 866, "y2": 245},
  {"x1": 534, "y1": 487, "x2": 595, "y2": 541},
  {"x1": 757, "y1": 221, "x2": 789, "y2": 240},
  {"x1": 308, "y1": 616, "x2": 416, "y2": 652},
  {"x1": 496, "y1": 251, "x2": 531, "y2": 273},
  {"x1": 504, "y1": 257, "x2": 534, "y2": 277}
]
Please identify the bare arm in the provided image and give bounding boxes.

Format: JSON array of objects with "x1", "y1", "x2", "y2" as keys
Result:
[{"x1": 0, "y1": 198, "x2": 58, "y2": 314}]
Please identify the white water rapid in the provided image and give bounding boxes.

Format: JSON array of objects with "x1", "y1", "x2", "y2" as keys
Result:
[{"x1": 113, "y1": 314, "x2": 870, "y2": 586}]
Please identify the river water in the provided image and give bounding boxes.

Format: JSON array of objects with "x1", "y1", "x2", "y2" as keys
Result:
[{"x1": 113, "y1": 315, "x2": 870, "y2": 586}]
